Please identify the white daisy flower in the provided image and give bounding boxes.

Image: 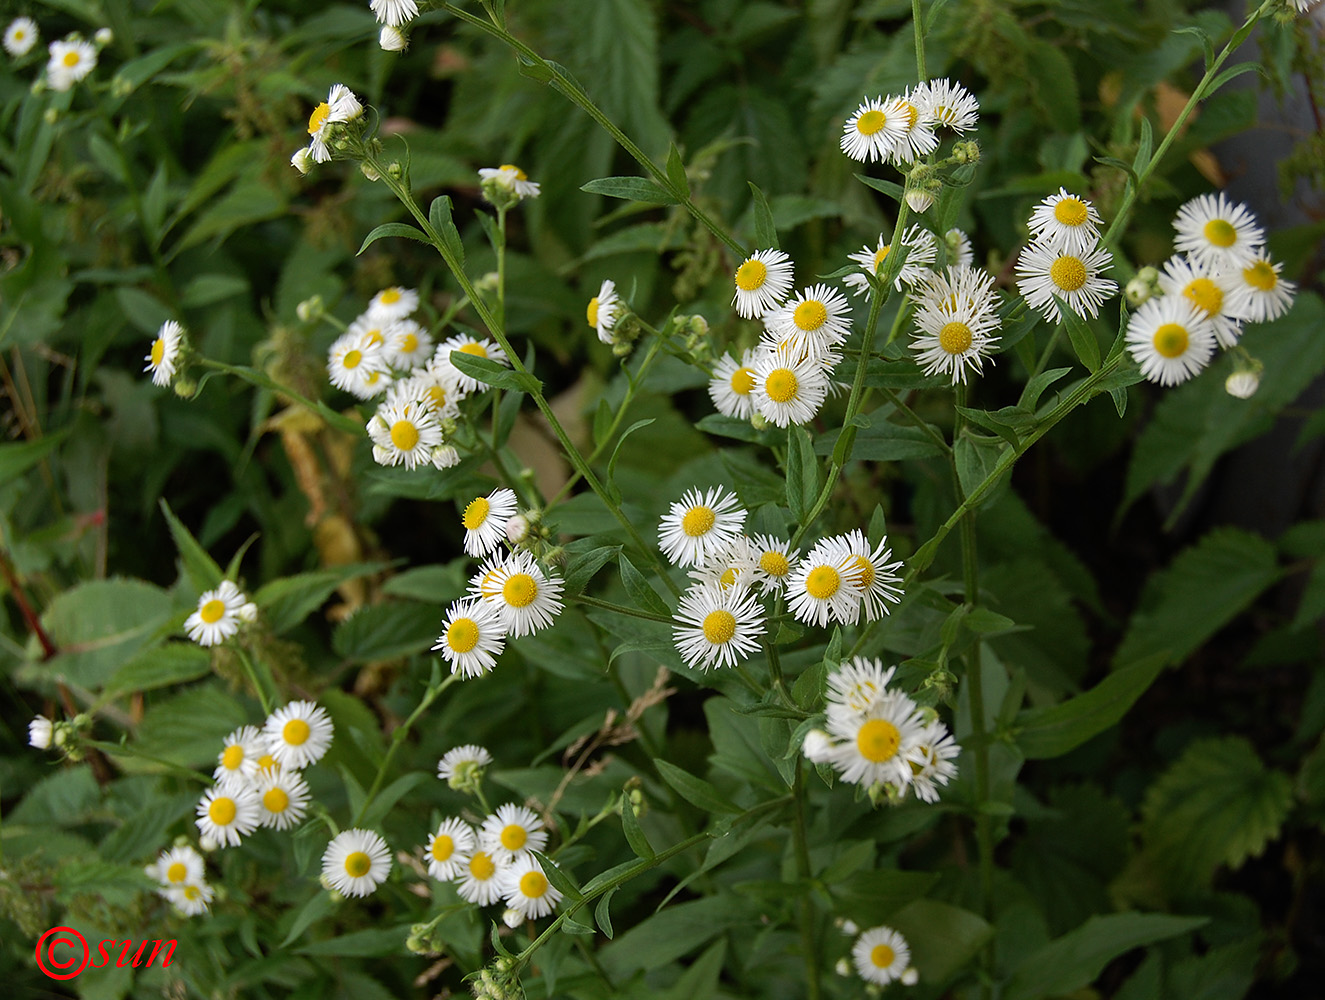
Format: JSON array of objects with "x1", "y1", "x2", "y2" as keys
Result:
[
  {"x1": 825, "y1": 689, "x2": 926, "y2": 787},
  {"x1": 688, "y1": 536, "x2": 760, "y2": 592},
  {"x1": 306, "y1": 83, "x2": 364, "y2": 163},
  {"x1": 751, "y1": 534, "x2": 800, "y2": 595},
  {"x1": 262, "y1": 700, "x2": 334, "y2": 770},
  {"x1": 480, "y1": 803, "x2": 549, "y2": 865},
  {"x1": 471, "y1": 551, "x2": 564, "y2": 637},
  {"x1": 47, "y1": 37, "x2": 97, "y2": 91},
  {"x1": 145, "y1": 845, "x2": 206, "y2": 889},
  {"x1": 367, "y1": 286, "x2": 419, "y2": 323},
  {"x1": 184, "y1": 581, "x2": 248, "y2": 647},
  {"x1": 370, "y1": 0, "x2": 418, "y2": 26},
  {"x1": 479, "y1": 164, "x2": 541, "y2": 200},
  {"x1": 322, "y1": 828, "x2": 391, "y2": 897},
  {"x1": 1172, "y1": 192, "x2": 1264, "y2": 271},
  {"x1": 165, "y1": 881, "x2": 214, "y2": 917},
  {"x1": 404, "y1": 362, "x2": 464, "y2": 418},
  {"x1": 913, "y1": 264, "x2": 998, "y2": 315},
  {"x1": 1156, "y1": 255, "x2": 1243, "y2": 348},
  {"x1": 1015, "y1": 241, "x2": 1118, "y2": 322},
  {"x1": 945, "y1": 228, "x2": 974, "y2": 268},
  {"x1": 786, "y1": 539, "x2": 865, "y2": 628},
  {"x1": 462, "y1": 488, "x2": 519, "y2": 558},
  {"x1": 883, "y1": 92, "x2": 939, "y2": 164},
  {"x1": 367, "y1": 394, "x2": 445, "y2": 470},
  {"x1": 852, "y1": 925, "x2": 914, "y2": 986},
  {"x1": 911, "y1": 290, "x2": 1001, "y2": 385},
  {"x1": 1027, "y1": 188, "x2": 1103, "y2": 257},
  {"x1": 28, "y1": 715, "x2": 53, "y2": 749},
  {"x1": 765, "y1": 283, "x2": 853, "y2": 353},
  {"x1": 914, "y1": 78, "x2": 979, "y2": 132},
  {"x1": 732, "y1": 248, "x2": 794, "y2": 319},
  {"x1": 426, "y1": 818, "x2": 477, "y2": 881},
  {"x1": 657, "y1": 486, "x2": 746, "y2": 568},
  {"x1": 433, "y1": 598, "x2": 506, "y2": 679},
  {"x1": 1227, "y1": 250, "x2": 1296, "y2": 324},
  {"x1": 826, "y1": 657, "x2": 898, "y2": 718},
  {"x1": 840, "y1": 96, "x2": 907, "y2": 163},
  {"x1": 195, "y1": 785, "x2": 261, "y2": 848},
  {"x1": 708, "y1": 349, "x2": 760, "y2": 420},
  {"x1": 255, "y1": 769, "x2": 311, "y2": 831},
  {"x1": 906, "y1": 720, "x2": 961, "y2": 803},
  {"x1": 843, "y1": 226, "x2": 939, "y2": 296},
  {"x1": 498, "y1": 854, "x2": 564, "y2": 920},
  {"x1": 327, "y1": 328, "x2": 390, "y2": 399},
  {"x1": 1124, "y1": 294, "x2": 1217, "y2": 387},
  {"x1": 672, "y1": 581, "x2": 766, "y2": 672},
  {"x1": 751, "y1": 345, "x2": 830, "y2": 428},
  {"x1": 4, "y1": 17, "x2": 38, "y2": 58},
  {"x1": 456, "y1": 848, "x2": 507, "y2": 906},
  {"x1": 383, "y1": 319, "x2": 433, "y2": 369},
  {"x1": 586, "y1": 279, "x2": 623, "y2": 345},
  {"x1": 214, "y1": 725, "x2": 264, "y2": 784},
  {"x1": 435, "y1": 334, "x2": 509, "y2": 394},
  {"x1": 437, "y1": 744, "x2": 493, "y2": 785},
  {"x1": 144, "y1": 320, "x2": 184, "y2": 388}
]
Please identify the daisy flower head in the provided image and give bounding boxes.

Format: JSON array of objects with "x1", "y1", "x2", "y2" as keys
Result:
[
  {"x1": 456, "y1": 848, "x2": 507, "y2": 905},
  {"x1": 145, "y1": 845, "x2": 206, "y2": 890},
  {"x1": 437, "y1": 744, "x2": 494, "y2": 788},
  {"x1": 306, "y1": 83, "x2": 364, "y2": 163},
  {"x1": 462, "y1": 487, "x2": 519, "y2": 557},
  {"x1": 883, "y1": 91, "x2": 939, "y2": 164},
  {"x1": 436, "y1": 334, "x2": 509, "y2": 394},
  {"x1": 1124, "y1": 294, "x2": 1217, "y2": 387},
  {"x1": 586, "y1": 279, "x2": 626, "y2": 345},
  {"x1": 914, "y1": 77, "x2": 979, "y2": 132},
  {"x1": 688, "y1": 535, "x2": 759, "y2": 592},
  {"x1": 370, "y1": 0, "x2": 418, "y2": 26},
  {"x1": 433, "y1": 598, "x2": 506, "y2": 679},
  {"x1": 479, "y1": 164, "x2": 541, "y2": 201},
  {"x1": 323, "y1": 828, "x2": 391, "y2": 897},
  {"x1": 47, "y1": 36, "x2": 96, "y2": 91},
  {"x1": 426, "y1": 818, "x2": 477, "y2": 881},
  {"x1": 1027, "y1": 188, "x2": 1103, "y2": 257},
  {"x1": 844, "y1": 226, "x2": 939, "y2": 296},
  {"x1": 144, "y1": 320, "x2": 184, "y2": 388},
  {"x1": 751, "y1": 344, "x2": 830, "y2": 428},
  {"x1": 708, "y1": 348, "x2": 760, "y2": 420},
  {"x1": 840, "y1": 96, "x2": 907, "y2": 163},
  {"x1": 786, "y1": 538, "x2": 866, "y2": 628},
  {"x1": 4, "y1": 18, "x2": 38, "y2": 58},
  {"x1": 1227, "y1": 250, "x2": 1296, "y2": 324},
  {"x1": 913, "y1": 263, "x2": 997, "y2": 315},
  {"x1": 185, "y1": 581, "x2": 248, "y2": 647},
  {"x1": 906, "y1": 720, "x2": 961, "y2": 803},
  {"x1": 751, "y1": 534, "x2": 800, "y2": 595},
  {"x1": 166, "y1": 881, "x2": 215, "y2": 917},
  {"x1": 481, "y1": 803, "x2": 549, "y2": 865},
  {"x1": 383, "y1": 320, "x2": 433, "y2": 369},
  {"x1": 1015, "y1": 241, "x2": 1117, "y2": 322},
  {"x1": 672, "y1": 581, "x2": 767, "y2": 672},
  {"x1": 732, "y1": 248, "x2": 794, "y2": 320},
  {"x1": 28, "y1": 715, "x2": 53, "y2": 750},
  {"x1": 767, "y1": 283, "x2": 853, "y2": 352},
  {"x1": 327, "y1": 328, "x2": 390, "y2": 399},
  {"x1": 911, "y1": 291, "x2": 1001, "y2": 385},
  {"x1": 1173, "y1": 192, "x2": 1265, "y2": 271},
  {"x1": 214, "y1": 725, "x2": 264, "y2": 784},
  {"x1": 825, "y1": 688, "x2": 926, "y2": 787},
  {"x1": 826, "y1": 657, "x2": 898, "y2": 719},
  {"x1": 852, "y1": 925, "x2": 916, "y2": 986},
  {"x1": 657, "y1": 486, "x2": 747, "y2": 568},
  {"x1": 1157, "y1": 254, "x2": 1243, "y2": 348},
  {"x1": 367, "y1": 286, "x2": 419, "y2": 323},
  {"x1": 410, "y1": 360, "x2": 464, "y2": 418},
  {"x1": 367, "y1": 394, "x2": 445, "y2": 470},
  {"x1": 196, "y1": 785, "x2": 261, "y2": 848},
  {"x1": 945, "y1": 228, "x2": 974, "y2": 268},
  {"x1": 254, "y1": 768, "x2": 311, "y2": 831},
  {"x1": 471, "y1": 550, "x2": 564, "y2": 637},
  {"x1": 263, "y1": 700, "x2": 334, "y2": 770},
  {"x1": 499, "y1": 854, "x2": 564, "y2": 920}
]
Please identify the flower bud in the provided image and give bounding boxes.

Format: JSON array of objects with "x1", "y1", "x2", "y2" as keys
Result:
[
  {"x1": 905, "y1": 189, "x2": 935, "y2": 213},
  {"x1": 95, "y1": 28, "x2": 113, "y2": 46},
  {"x1": 1225, "y1": 370, "x2": 1260, "y2": 399},
  {"x1": 290, "y1": 147, "x2": 313, "y2": 175},
  {"x1": 361, "y1": 162, "x2": 381, "y2": 182},
  {"x1": 379, "y1": 26, "x2": 407, "y2": 51},
  {"x1": 1125, "y1": 264, "x2": 1161, "y2": 308},
  {"x1": 835, "y1": 958, "x2": 852, "y2": 977},
  {"x1": 502, "y1": 907, "x2": 523, "y2": 929},
  {"x1": 296, "y1": 295, "x2": 324, "y2": 323},
  {"x1": 802, "y1": 728, "x2": 832, "y2": 763}
]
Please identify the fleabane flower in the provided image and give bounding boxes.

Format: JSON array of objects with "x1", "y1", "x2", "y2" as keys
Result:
[
  {"x1": 914, "y1": 78, "x2": 979, "y2": 132},
  {"x1": 1015, "y1": 241, "x2": 1117, "y2": 322},
  {"x1": 1027, "y1": 188, "x2": 1103, "y2": 257},
  {"x1": 498, "y1": 854, "x2": 564, "y2": 920},
  {"x1": 323, "y1": 828, "x2": 391, "y2": 897},
  {"x1": 906, "y1": 720, "x2": 961, "y2": 803},
  {"x1": 826, "y1": 658, "x2": 897, "y2": 718},
  {"x1": 479, "y1": 164, "x2": 541, "y2": 200},
  {"x1": 166, "y1": 881, "x2": 214, "y2": 916},
  {"x1": 688, "y1": 536, "x2": 759, "y2": 592},
  {"x1": 766, "y1": 283, "x2": 853, "y2": 353},
  {"x1": 1156, "y1": 254, "x2": 1243, "y2": 348},
  {"x1": 708, "y1": 348, "x2": 760, "y2": 420},
  {"x1": 844, "y1": 226, "x2": 939, "y2": 296},
  {"x1": 586, "y1": 279, "x2": 625, "y2": 345},
  {"x1": 185, "y1": 581, "x2": 248, "y2": 647},
  {"x1": 840, "y1": 96, "x2": 906, "y2": 163},
  {"x1": 911, "y1": 291, "x2": 1001, "y2": 385},
  {"x1": 196, "y1": 785, "x2": 261, "y2": 847},
  {"x1": 4, "y1": 17, "x2": 38, "y2": 57},
  {"x1": 852, "y1": 926, "x2": 916, "y2": 986},
  {"x1": 786, "y1": 539, "x2": 865, "y2": 628},
  {"x1": 1173, "y1": 192, "x2": 1264, "y2": 271},
  {"x1": 657, "y1": 486, "x2": 746, "y2": 568},
  {"x1": 883, "y1": 92, "x2": 939, "y2": 164},
  {"x1": 838, "y1": 530, "x2": 904, "y2": 621},
  {"x1": 328, "y1": 329, "x2": 390, "y2": 399},
  {"x1": 379, "y1": 25, "x2": 406, "y2": 51},
  {"x1": 407, "y1": 362, "x2": 464, "y2": 419},
  {"x1": 214, "y1": 725, "x2": 264, "y2": 784},
  {"x1": 47, "y1": 36, "x2": 96, "y2": 91},
  {"x1": 913, "y1": 264, "x2": 998, "y2": 315},
  {"x1": 1227, "y1": 250, "x2": 1296, "y2": 324},
  {"x1": 145, "y1": 846, "x2": 206, "y2": 890},
  {"x1": 471, "y1": 551, "x2": 564, "y2": 637},
  {"x1": 437, "y1": 744, "x2": 493, "y2": 788},
  {"x1": 144, "y1": 320, "x2": 184, "y2": 387},
  {"x1": 435, "y1": 334, "x2": 509, "y2": 394},
  {"x1": 426, "y1": 818, "x2": 477, "y2": 881},
  {"x1": 672, "y1": 581, "x2": 766, "y2": 672},
  {"x1": 825, "y1": 689, "x2": 926, "y2": 787},
  {"x1": 732, "y1": 248, "x2": 793, "y2": 319},
  {"x1": 462, "y1": 487, "x2": 519, "y2": 557},
  {"x1": 255, "y1": 769, "x2": 311, "y2": 831},
  {"x1": 306, "y1": 84, "x2": 363, "y2": 163},
  {"x1": 1124, "y1": 294, "x2": 1217, "y2": 387},
  {"x1": 29, "y1": 715, "x2": 54, "y2": 749},
  {"x1": 381, "y1": 319, "x2": 432, "y2": 370},
  {"x1": 456, "y1": 848, "x2": 506, "y2": 905},
  {"x1": 433, "y1": 598, "x2": 506, "y2": 679},
  {"x1": 751, "y1": 345, "x2": 830, "y2": 428},
  {"x1": 263, "y1": 700, "x2": 334, "y2": 770},
  {"x1": 481, "y1": 804, "x2": 549, "y2": 865},
  {"x1": 368, "y1": 286, "x2": 419, "y2": 324},
  {"x1": 370, "y1": 0, "x2": 419, "y2": 29},
  {"x1": 751, "y1": 534, "x2": 800, "y2": 595},
  {"x1": 367, "y1": 394, "x2": 446, "y2": 470}
]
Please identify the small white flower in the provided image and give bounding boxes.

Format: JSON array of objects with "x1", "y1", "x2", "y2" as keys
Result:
[
  {"x1": 426, "y1": 818, "x2": 477, "y2": 881},
  {"x1": 826, "y1": 690, "x2": 927, "y2": 788},
  {"x1": 196, "y1": 785, "x2": 261, "y2": 848},
  {"x1": 433, "y1": 598, "x2": 506, "y2": 679},
  {"x1": 883, "y1": 92, "x2": 939, "y2": 164},
  {"x1": 732, "y1": 248, "x2": 794, "y2": 319},
  {"x1": 688, "y1": 536, "x2": 760, "y2": 592},
  {"x1": 327, "y1": 328, "x2": 390, "y2": 399},
  {"x1": 379, "y1": 25, "x2": 407, "y2": 51},
  {"x1": 1226, "y1": 250, "x2": 1296, "y2": 324},
  {"x1": 28, "y1": 715, "x2": 53, "y2": 750},
  {"x1": 852, "y1": 925, "x2": 914, "y2": 986},
  {"x1": 1026, "y1": 188, "x2": 1104, "y2": 257},
  {"x1": 434, "y1": 334, "x2": 509, "y2": 394},
  {"x1": 786, "y1": 538, "x2": 865, "y2": 628},
  {"x1": 367, "y1": 394, "x2": 445, "y2": 470},
  {"x1": 1225, "y1": 370, "x2": 1260, "y2": 399},
  {"x1": 802, "y1": 729, "x2": 833, "y2": 763},
  {"x1": 437, "y1": 744, "x2": 493, "y2": 785},
  {"x1": 382, "y1": 318, "x2": 431, "y2": 369},
  {"x1": 751, "y1": 345, "x2": 830, "y2": 428},
  {"x1": 844, "y1": 226, "x2": 939, "y2": 296},
  {"x1": 456, "y1": 848, "x2": 507, "y2": 905},
  {"x1": 912, "y1": 264, "x2": 998, "y2": 315},
  {"x1": 672, "y1": 581, "x2": 766, "y2": 672},
  {"x1": 471, "y1": 551, "x2": 564, "y2": 637},
  {"x1": 146, "y1": 845, "x2": 206, "y2": 889},
  {"x1": 765, "y1": 283, "x2": 853, "y2": 354},
  {"x1": 586, "y1": 279, "x2": 623, "y2": 345},
  {"x1": 750, "y1": 534, "x2": 800, "y2": 595},
  {"x1": 404, "y1": 362, "x2": 464, "y2": 419},
  {"x1": 1157, "y1": 254, "x2": 1243, "y2": 348},
  {"x1": 255, "y1": 769, "x2": 311, "y2": 831},
  {"x1": 370, "y1": 0, "x2": 419, "y2": 27},
  {"x1": 305, "y1": 84, "x2": 363, "y2": 163},
  {"x1": 47, "y1": 37, "x2": 97, "y2": 91},
  {"x1": 214, "y1": 724, "x2": 264, "y2": 784},
  {"x1": 914, "y1": 78, "x2": 979, "y2": 132},
  {"x1": 184, "y1": 581, "x2": 249, "y2": 647},
  {"x1": 5, "y1": 18, "x2": 39, "y2": 58},
  {"x1": 462, "y1": 487, "x2": 519, "y2": 558},
  {"x1": 1015, "y1": 241, "x2": 1118, "y2": 322},
  {"x1": 94, "y1": 28, "x2": 113, "y2": 47},
  {"x1": 840, "y1": 96, "x2": 907, "y2": 163},
  {"x1": 165, "y1": 881, "x2": 214, "y2": 916},
  {"x1": 479, "y1": 164, "x2": 541, "y2": 200},
  {"x1": 322, "y1": 828, "x2": 392, "y2": 897},
  {"x1": 480, "y1": 803, "x2": 549, "y2": 865},
  {"x1": 1124, "y1": 294, "x2": 1217, "y2": 387},
  {"x1": 906, "y1": 720, "x2": 961, "y2": 803},
  {"x1": 498, "y1": 854, "x2": 564, "y2": 920},
  {"x1": 263, "y1": 700, "x2": 334, "y2": 770},
  {"x1": 657, "y1": 486, "x2": 746, "y2": 568},
  {"x1": 1173, "y1": 192, "x2": 1264, "y2": 272},
  {"x1": 367, "y1": 286, "x2": 419, "y2": 323},
  {"x1": 826, "y1": 657, "x2": 898, "y2": 719},
  {"x1": 911, "y1": 288, "x2": 1001, "y2": 385}
]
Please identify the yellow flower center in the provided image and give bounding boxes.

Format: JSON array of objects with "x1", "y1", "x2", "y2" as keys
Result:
[
  {"x1": 805, "y1": 566, "x2": 839, "y2": 599},
  {"x1": 432, "y1": 834, "x2": 455, "y2": 861},
  {"x1": 503, "y1": 573, "x2": 538, "y2": 608},
  {"x1": 702, "y1": 609, "x2": 737, "y2": 644},
  {"x1": 500, "y1": 164, "x2": 528, "y2": 180},
  {"x1": 257, "y1": 753, "x2": 278, "y2": 771},
  {"x1": 221, "y1": 745, "x2": 245, "y2": 771},
  {"x1": 520, "y1": 870, "x2": 549, "y2": 898},
  {"x1": 1183, "y1": 278, "x2": 1223, "y2": 315},
  {"x1": 500, "y1": 824, "x2": 528, "y2": 851},
  {"x1": 459, "y1": 341, "x2": 488, "y2": 357},
  {"x1": 793, "y1": 300, "x2": 828, "y2": 332},
  {"x1": 856, "y1": 109, "x2": 886, "y2": 135},
  {"x1": 463, "y1": 497, "x2": 490, "y2": 530},
  {"x1": 718, "y1": 568, "x2": 737, "y2": 589},
  {"x1": 681, "y1": 505, "x2": 716, "y2": 537},
  {"x1": 344, "y1": 851, "x2": 372, "y2": 877},
  {"x1": 263, "y1": 787, "x2": 290, "y2": 813},
  {"x1": 390, "y1": 420, "x2": 419, "y2": 451},
  {"x1": 851, "y1": 554, "x2": 875, "y2": 589},
  {"x1": 586, "y1": 297, "x2": 600, "y2": 327},
  {"x1": 938, "y1": 321, "x2": 973, "y2": 355},
  {"x1": 379, "y1": 288, "x2": 402, "y2": 305},
  {"x1": 199, "y1": 599, "x2": 226, "y2": 624},
  {"x1": 166, "y1": 862, "x2": 188, "y2": 883},
  {"x1": 729, "y1": 367, "x2": 755, "y2": 395},
  {"x1": 1153, "y1": 323, "x2": 1188, "y2": 359},
  {"x1": 427, "y1": 385, "x2": 448, "y2": 409},
  {"x1": 447, "y1": 618, "x2": 480, "y2": 653},
  {"x1": 872, "y1": 245, "x2": 891, "y2": 273},
  {"x1": 399, "y1": 333, "x2": 418, "y2": 353},
  {"x1": 1243, "y1": 260, "x2": 1278, "y2": 291},
  {"x1": 342, "y1": 349, "x2": 362, "y2": 370},
  {"x1": 902, "y1": 102, "x2": 919, "y2": 130},
  {"x1": 62, "y1": 51, "x2": 81, "y2": 68},
  {"x1": 184, "y1": 885, "x2": 202, "y2": 900},
  {"x1": 857, "y1": 718, "x2": 901, "y2": 762},
  {"x1": 283, "y1": 719, "x2": 311, "y2": 746},
  {"x1": 1053, "y1": 197, "x2": 1089, "y2": 227},
  {"x1": 759, "y1": 550, "x2": 790, "y2": 577},
  {"x1": 1049, "y1": 255, "x2": 1087, "y2": 292},
  {"x1": 735, "y1": 259, "x2": 768, "y2": 291},
  {"x1": 764, "y1": 368, "x2": 799, "y2": 404},
  {"x1": 151, "y1": 338, "x2": 166, "y2": 366},
  {"x1": 870, "y1": 944, "x2": 896, "y2": 968},
  {"x1": 307, "y1": 102, "x2": 331, "y2": 135},
  {"x1": 1203, "y1": 218, "x2": 1237, "y2": 248},
  {"x1": 364, "y1": 371, "x2": 382, "y2": 386},
  {"x1": 364, "y1": 329, "x2": 384, "y2": 346},
  {"x1": 208, "y1": 797, "x2": 236, "y2": 826},
  {"x1": 470, "y1": 852, "x2": 496, "y2": 880}
]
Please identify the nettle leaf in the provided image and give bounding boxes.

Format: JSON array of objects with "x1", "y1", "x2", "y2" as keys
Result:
[
  {"x1": 1141, "y1": 736, "x2": 1293, "y2": 887},
  {"x1": 332, "y1": 602, "x2": 440, "y2": 663}
]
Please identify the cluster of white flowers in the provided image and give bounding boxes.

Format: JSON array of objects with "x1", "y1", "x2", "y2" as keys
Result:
[
  {"x1": 803, "y1": 658, "x2": 959, "y2": 803},
  {"x1": 1125, "y1": 193, "x2": 1295, "y2": 389},
  {"x1": 184, "y1": 580, "x2": 257, "y2": 647},
  {"x1": 1014, "y1": 188, "x2": 1118, "y2": 324},
  {"x1": 291, "y1": 83, "x2": 364, "y2": 172},
  {"x1": 839, "y1": 79, "x2": 979, "y2": 166},
  {"x1": 4, "y1": 16, "x2": 115, "y2": 90},
  {"x1": 145, "y1": 844, "x2": 213, "y2": 916},
  {"x1": 432, "y1": 489, "x2": 563, "y2": 677}
]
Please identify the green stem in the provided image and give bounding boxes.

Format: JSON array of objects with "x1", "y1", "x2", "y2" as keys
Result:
[
  {"x1": 792, "y1": 762, "x2": 822, "y2": 1000},
  {"x1": 574, "y1": 594, "x2": 673, "y2": 625},
  {"x1": 234, "y1": 646, "x2": 275, "y2": 716},
  {"x1": 84, "y1": 740, "x2": 211, "y2": 784},
  {"x1": 880, "y1": 386, "x2": 951, "y2": 456},
  {"x1": 912, "y1": 0, "x2": 927, "y2": 83}
]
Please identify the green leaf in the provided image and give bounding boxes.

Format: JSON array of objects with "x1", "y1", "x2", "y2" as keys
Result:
[
  {"x1": 1055, "y1": 298, "x2": 1100, "y2": 372},
  {"x1": 853, "y1": 173, "x2": 905, "y2": 203},
  {"x1": 530, "y1": 850, "x2": 584, "y2": 903},
  {"x1": 785, "y1": 425, "x2": 819, "y2": 523},
  {"x1": 1141, "y1": 736, "x2": 1293, "y2": 887},
  {"x1": 133, "y1": 683, "x2": 248, "y2": 768},
  {"x1": 562, "y1": 544, "x2": 620, "y2": 595},
  {"x1": 159, "y1": 499, "x2": 224, "y2": 591},
  {"x1": 665, "y1": 143, "x2": 688, "y2": 197},
  {"x1": 618, "y1": 552, "x2": 671, "y2": 619},
  {"x1": 653, "y1": 758, "x2": 740, "y2": 814},
  {"x1": 1015, "y1": 654, "x2": 1167, "y2": 759},
  {"x1": 255, "y1": 562, "x2": 387, "y2": 634},
  {"x1": 580, "y1": 176, "x2": 678, "y2": 204},
  {"x1": 0, "y1": 428, "x2": 70, "y2": 481},
  {"x1": 332, "y1": 602, "x2": 441, "y2": 663},
  {"x1": 179, "y1": 274, "x2": 248, "y2": 308},
  {"x1": 40, "y1": 578, "x2": 174, "y2": 689},
  {"x1": 594, "y1": 887, "x2": 618, "y2": 939},
  {"x1": 360, "y1": 772, "x2": 429, "y2": 829},
  {"x1": 954, "y1": 432, "x2": 1010, "y2": 503},
  {"x1": 598, "y1": 896, "x2": 756, "y2": 978},
  {"x1": 747, "y1": 181, "x2": 778, "y2": 250},
  {"x1": 296, "y1": 925, "x2": 413, "y2": 957},
  {"x1": 447, "y1": 351, "x2": 537, "y2": 394},
  {"x1": 605, "y1": 418, "x2": 655, "y2": 504},
  {"x1": 1003, "y1": 913, "x2": 1207, "y2": 1000},
  {"x1": 428, "y1": 195, "x2": 466, "y2": 268},
  {"x1": 621, "y1": 792, "x2": 655, "y2": 859},
  {"x1": 1021, "y1": 367, "x2": 1074, "y2": 411},
  {"x1": 829, "y1": 869, "x2": 939, "y2": 926},
  {"x1": 104, "y1": 643, "x2": 212, "y2": 697},
  {"x1": 357, "y1": 223, "x2": 429, "y2": 255}
]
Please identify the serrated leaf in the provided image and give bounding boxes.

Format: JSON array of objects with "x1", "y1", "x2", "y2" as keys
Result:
[
  {"x1": 580, "y1": 176, "x2": 678, "y2": 204},
  {"x1": 332, "y1": 602, "x2": 440, "y2": 663},
  {"x1": 104, "y1": 643, "x2": 211, "y2": 697},
  {"x1": 954, "y1": 432, "x2": 1009, "y2": 502},
  {"x1": 1016, "y1": 654, "x2": 1167, "y2": 759},
  {"x1": 747, "y1": 181, "x2": 777, "y2": 250},
  {"x1": 255, "y1": 562, "x2": 387, "y2": 634},
  {"x1": 653, "y1": 758, "x2": 740, "y2": 814}
]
